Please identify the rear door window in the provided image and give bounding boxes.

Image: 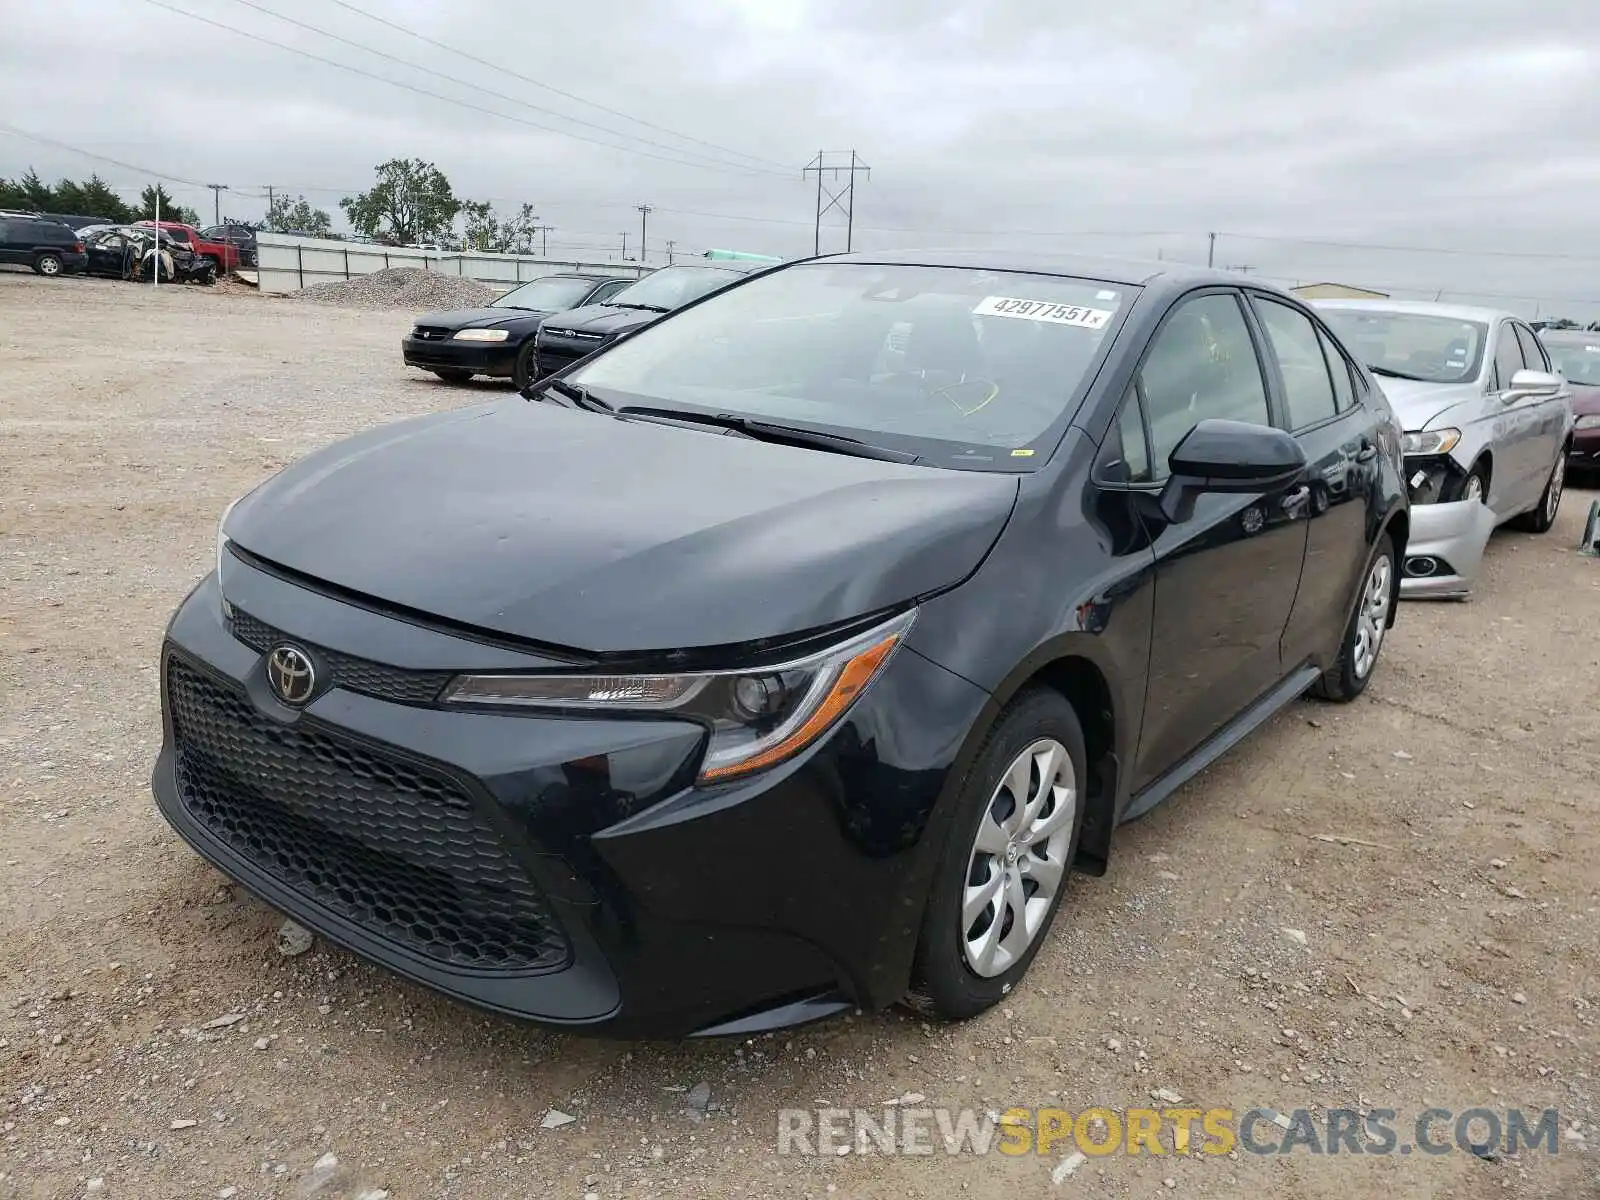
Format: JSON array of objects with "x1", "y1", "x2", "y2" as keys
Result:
[{"x1": 1253, "y1": 297, "x2": 1339, "y2": 430}]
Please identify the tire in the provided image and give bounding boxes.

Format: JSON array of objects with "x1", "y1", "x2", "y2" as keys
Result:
[
  {"x1": 511, "y1": 339, "x2": 538, "y2": 391},
  {"x1": 1311, "y1": 532, "x2": 1395, "y2": 702},
  {"x1": 34, "y1": 252, "x2": 63, "y2": 277},
  {"x1": 1459, "y1": 462, "x2": 1489, "y2": 507},
  {"x1": 904, "y1": 688, "x2": 1087, "y2": 1021},
  {"x1": 202, "y1": 255, "x2": 222, "y2": 277},
  {"x1": 432, "y1": 369, "x2": 473, "y2": 384},
  {"x1": 1509, "y1": 449, "x2": 1566, "y2": 534}
]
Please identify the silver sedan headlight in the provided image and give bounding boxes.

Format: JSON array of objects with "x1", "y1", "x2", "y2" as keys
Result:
[
  {"x1": 443, "y1": 610, "x2": 915, "y2": 784},
  {"x1": 1401, "y1": 428, "x2": 1462, "y2": 456}
]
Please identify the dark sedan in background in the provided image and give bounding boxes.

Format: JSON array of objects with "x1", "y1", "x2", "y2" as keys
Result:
[
  {"x1": 403, "y1": 273, "x2": 637, "y2": 388},
  {"x1": 1538, "y1": 329, "x2": 1600, "y2": 477},
  {"x1": 154, "y1": 250, "x2": 1406, "y2": 1038},
  {"x1": 533, "y1": 261, "x2": 764, "y2": 378}
]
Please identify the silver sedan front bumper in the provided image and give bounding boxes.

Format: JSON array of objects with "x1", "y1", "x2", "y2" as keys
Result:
[{"x1": 1398, "y1": 499, "x2": 1497, "y2": 598}]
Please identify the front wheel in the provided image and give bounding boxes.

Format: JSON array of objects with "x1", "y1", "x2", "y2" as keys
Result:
[
  {"x1": 34, "y1": 252, "x2": 63, "y2": 276},
  {"x1": 1311, "y1": 533, "x2": 1395, "y2": 702},
  {"x1": 904, "y1": 689, "x2": 1086, "y2": 1021},
  {"x1": 1510, "y1": 450, "x2": 1565, "y2": 533},
  {"x1": 511, "y1": 339, "x2": 539, "y2": 391}
]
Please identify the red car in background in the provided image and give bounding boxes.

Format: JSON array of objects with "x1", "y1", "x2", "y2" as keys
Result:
[{"x1": 134, "y1": 221, "x2": 243, "y2": 273}]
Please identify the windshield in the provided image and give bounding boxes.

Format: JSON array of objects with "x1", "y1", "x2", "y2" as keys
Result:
[
  {"x1": 493, "y1": 275, "x2": 601, "y2": 311},
  {"x1": 607, "y1": 265, "x2": 744, "y2": 311},
  {"x1": 1544, "y1": 340, "x2": 1600, "y2": 386},
  {"x1": 567, "y1": 262, "x2": 1134, "y2": 470},
  {"x1": 1319, "y1": 309, "x2": 1488, "y2": 384}
]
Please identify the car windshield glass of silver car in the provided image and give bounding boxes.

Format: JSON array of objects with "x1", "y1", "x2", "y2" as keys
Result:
[
  {"x1": 1319, "y1": 309, "x2": 1488, "y2": 385},
  {"x1": 567, "y1": 263, "x2": 1132, "y2": 469},
  {"x1": 1544, "y1": 341, "x2": 1600, "y2": 385},
  {"x1": 493, "y1": 275, "x2": 602, "y2": 311},
  {"x1": 605, "y1": 265, "x2": 743, "y2": 312}
]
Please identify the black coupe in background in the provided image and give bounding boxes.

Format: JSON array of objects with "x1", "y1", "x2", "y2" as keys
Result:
[{"x1": 402, "y1": 272, "x2": 637, "y2": 388}]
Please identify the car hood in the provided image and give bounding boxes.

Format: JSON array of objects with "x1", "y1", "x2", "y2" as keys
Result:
[
  {"x1": 1372, "y1": 376, "x2": 1484, "y2": 433},
  {"x1": 540, "y1": 304, "x2": 658, "y2": 338},
  {"x1": 224, "y1": 399, "x2": 1019, "y2": 654},
  {"x1": 414, "y1": 307, "x2": 542, "y2": 330}
]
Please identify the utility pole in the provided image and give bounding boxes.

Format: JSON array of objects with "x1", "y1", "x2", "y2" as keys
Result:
[
  {"x1": 264, "y1": 185, "x2": 275, "y2": 225},
  {"x1": 528, "y1": 224, "x2": 552, "y2": 256},
  {"x1": 1207, "y1": 231, "x2": 1217, "y2": 267},
  {"x1": 207, "y1": 183, "x2": 226, "y2": 225},
  {"x1": 635, "y1": 204, "x2": 652, "y2": 263},
  {"x1": 665, "y1": 239, "x2": 676, "y2": 265},
  {"x1": 620, "y1": 231, "x2": 628, "y2": 261},
  {"x1": 802, "y1": 150, "x2": 870, "y2": 255}
]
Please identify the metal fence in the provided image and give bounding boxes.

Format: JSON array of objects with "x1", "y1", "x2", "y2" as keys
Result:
[{"x1": 254, "y1": 232, "x2": 650, "y2": 295}]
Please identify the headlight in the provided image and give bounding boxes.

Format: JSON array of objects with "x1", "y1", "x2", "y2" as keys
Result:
[
  {"x1": 1575, "y1": 414, "x2": 1600, "y2": 431},
  {"x1": 216, "y1": 497, "x2": 240, "y2": 616},
  {"x1": 1401, "y1": 428, "x2": 1462, "y2": 456},
  {"x1": 442, "y1": 610, "x2": 915, "y2": 784},
  {"x1": 452, "y1": 328, "x2": 510, "y2": 342}
]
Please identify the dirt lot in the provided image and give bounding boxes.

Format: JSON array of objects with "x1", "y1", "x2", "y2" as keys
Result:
[{"x1": 0, "y1": 273, "x2": 1595, "y2": 1200}]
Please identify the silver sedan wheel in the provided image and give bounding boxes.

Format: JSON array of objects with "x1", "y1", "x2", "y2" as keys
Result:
[
  {"x1": 1545, "y1": 454, "x2": 1565, "y2": 523},
  {"x1": 1463, "y1": 473, "x2": 1485, "y2": 504},
  {"x1": 1352, "y1": 553, "x2": 1392, "y2": 681},
  {"x1": 961, "y1": 738, "x2": 1076, "y2": 978}
]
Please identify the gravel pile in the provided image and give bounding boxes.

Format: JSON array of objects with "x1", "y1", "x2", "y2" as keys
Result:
[{"x1": 289, "y1": 267, "x2": 501, "y2": 310}]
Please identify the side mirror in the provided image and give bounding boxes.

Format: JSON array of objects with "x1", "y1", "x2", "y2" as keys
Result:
[
  {"x1": 1156, "y1": 419, "x2": 1308, "y2": 523},
  {"x1": 1504, "y1": 368, "x2": 1562, "y2": 402}
]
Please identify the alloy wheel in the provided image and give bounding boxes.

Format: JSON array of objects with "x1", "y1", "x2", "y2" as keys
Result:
[
  {"x1": 960, "y1": 738, "x2": 1076, "y2": 978},
  {"x1": 1546, "y1": 455, "x2": 1565, "y2": 523},
  {"x1": 1351, "y1": 553, "x2": 1392, "y2": 680},
  {"x1": 1463, "y1": 473, "x2": 1484, "y2": 504}
]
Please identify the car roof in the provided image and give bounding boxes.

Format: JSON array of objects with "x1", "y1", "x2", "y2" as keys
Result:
[
  {"x1": 792, "y1": 247, "x2": 1297, "y2": 297},
  {"x1": 1311, "y1": 297, "x2": 1514, "y2": 324}
]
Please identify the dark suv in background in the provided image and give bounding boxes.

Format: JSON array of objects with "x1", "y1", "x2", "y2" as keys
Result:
[{"x1": 0, "y1": 216, "x2": 86, "y2": 276}]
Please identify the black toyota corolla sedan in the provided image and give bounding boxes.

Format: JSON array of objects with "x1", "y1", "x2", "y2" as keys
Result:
[
  {"x1": 533, "y1": 261, "x2": 764, "y2": 378},
  {"x1": 401, "y1": 272, "x2": 636, "y2": 388},
  {"x1": 153, "y1": 251, "x2": 1407, "y2": 1038}
]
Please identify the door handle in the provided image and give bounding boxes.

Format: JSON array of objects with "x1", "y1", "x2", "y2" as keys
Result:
[
  {"x1": 1282, "y1": 484, "x2": 1312, "y2": 512},
  {"x1": 1355, "y1": 439, "x2": 1378, "y2": 463}
]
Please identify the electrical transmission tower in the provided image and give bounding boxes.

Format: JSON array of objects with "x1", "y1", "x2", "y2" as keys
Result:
[{"x1": 803, "y1": 151, "x2": 870, "y2": 255}]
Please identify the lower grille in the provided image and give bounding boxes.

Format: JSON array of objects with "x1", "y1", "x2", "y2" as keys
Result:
[{"x1": 166, "y1": 655, "x2": 570, "y2": 974}]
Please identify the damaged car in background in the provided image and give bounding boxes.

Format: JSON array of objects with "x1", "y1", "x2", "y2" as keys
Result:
[
  {"x1": 81, "y1": 224, "x2": 218, "y2": 285},
  {"x1": 1317, "y1": 300, "x2": 1572, "y2": 598}
]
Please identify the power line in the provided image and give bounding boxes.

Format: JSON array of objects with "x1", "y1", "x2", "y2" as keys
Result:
[
  {"x1": 216, "y1": 0, "x2": 786, "y2": 178},
  {"x1": 322, "y1": 0, "x2": 791, "y2": 174},
  {"x1": 134, "y1": 0, "x2": 785, "y2": 179},
  {"x1": 0, "y1": 122, "x2": 210, "y2": 189}
]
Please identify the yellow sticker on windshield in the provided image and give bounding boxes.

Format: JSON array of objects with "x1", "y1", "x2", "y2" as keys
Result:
[
  {"x1": 974, "y1": 296, "x2": 1112, "y2": 329},
  {"x1": 1011, "y1": 448, "x2": 1036, "y2": 457}
]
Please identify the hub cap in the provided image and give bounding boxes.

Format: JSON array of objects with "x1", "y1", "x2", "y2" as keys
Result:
[
  {"x1": 1463, "y1": 473, "x2": 1484, "y2": 504},
  {"x1": 1352, "y1": 554, "x2": 1392, "y2": 680},
  {"x1": 40, "y1": 258, "x2": 59, "y2": 276},
  {"x1": 961, "y1": 738, "x2": 1076, "y2": 978},
  {"x1": 1546, "y1": 455, "x2": 1565, "y2": 522}
]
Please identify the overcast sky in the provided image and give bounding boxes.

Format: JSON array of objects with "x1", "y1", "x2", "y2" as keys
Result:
[{"x1": 5, "y1": 0, "x2": 1600, "y2": 316}]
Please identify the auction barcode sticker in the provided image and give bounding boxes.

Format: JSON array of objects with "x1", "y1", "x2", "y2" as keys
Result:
[{"x1": 973, "y1": 296, "x2": 1112, "y2": 329}]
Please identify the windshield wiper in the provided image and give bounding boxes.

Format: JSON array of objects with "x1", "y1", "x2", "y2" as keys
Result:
[
  {"x1": 609, "y1": 302, "x2": 671, "y2": 313},
  {"x1": 1368, "y1": 365, "x2": 1431, "y2": 382},
  {"x1": 532, "y1": 377, "x2": 614, "y2": 413},
  {"x1": 616, "y1": 406, "x2": 919, "y2": 464}
]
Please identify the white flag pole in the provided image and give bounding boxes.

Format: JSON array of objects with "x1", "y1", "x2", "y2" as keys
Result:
[{"x1": 153, "y1": 187, "x2": 160, "y2": 289}]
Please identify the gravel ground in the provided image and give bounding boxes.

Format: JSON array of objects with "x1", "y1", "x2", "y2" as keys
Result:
[
  {"x1": 0, "y1": 273, "x2": 1596, "y2": 1200},
  {"x1": 287, "y1": 268, "x2": 501, "y2": 310}
]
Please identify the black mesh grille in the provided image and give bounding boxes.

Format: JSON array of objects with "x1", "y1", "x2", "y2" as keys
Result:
[
  {"x1": 166, "y1": 655, "x2": 570, "y2": 974},
  {"x1": 412, "y1": 325, "x2": 452, "y2": 340},
  {"x1": 229, "y1": 610, "x2": 451, "y2": 706}
]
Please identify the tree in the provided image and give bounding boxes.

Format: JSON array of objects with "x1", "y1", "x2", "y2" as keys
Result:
[
  {"x1": 340, "y1": 159, "x2": 460, "y2": 245},
  {"x1": 459, "y1": 200, "x2": 539, "y2": 253},
  {"x1": 264, "y1": 192, "x2": 332, "y2": 236},
  {"x1": 137, "y1": 183, "x2": 199, "y2": 226}
]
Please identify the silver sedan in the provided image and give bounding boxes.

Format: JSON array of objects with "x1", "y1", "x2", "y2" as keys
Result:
[{"x1": 1315, "y1": 300, "x2": 1572, "y2": 598}]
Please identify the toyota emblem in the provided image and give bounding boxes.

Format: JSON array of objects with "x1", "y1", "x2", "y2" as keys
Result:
[{"x1": 266, "y1": 645, "x2": 316, "y2": 706}]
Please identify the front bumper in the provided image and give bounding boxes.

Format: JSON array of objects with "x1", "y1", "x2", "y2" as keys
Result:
[
  {"x1": 1397, "y1": 499, "x2": 1497, "y2": 598},
  {"x1": 150, "y1": 558, "x2": 987, "y2": 1037},
  {"x1": 533, "y1": 336, "x2": 607, "y2": 379},
  {"x1": 401, "y1": 335, "x2": 519, "y2": 378},
  {"x1": 1568, "y1": 429, "x2": 1600, "y2": 473}
]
